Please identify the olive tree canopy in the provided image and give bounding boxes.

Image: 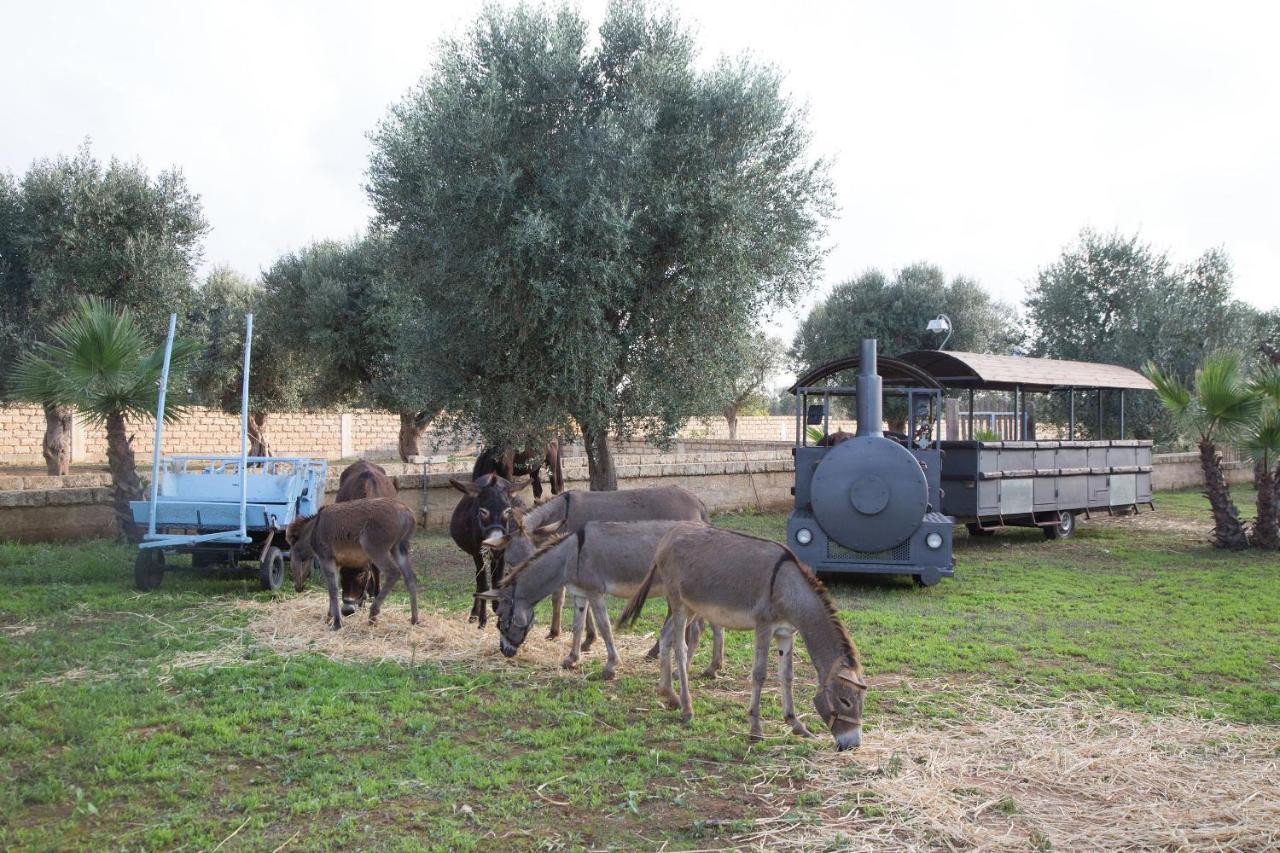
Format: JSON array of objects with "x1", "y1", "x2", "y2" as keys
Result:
[{"x1": 368, "y1": 1, "x2": 833, "y2": 488}]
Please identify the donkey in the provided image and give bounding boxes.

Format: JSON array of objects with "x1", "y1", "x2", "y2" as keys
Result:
[
  {"x1": 333, "y1": 460, "x2": 397, "y2": 615},
  {"x1": 472, "y1": 440, "x2": 564, "y2": 500},
  {"x1": 448, "y1": 473, "x2": 527, "y2": 627},
  {"x1": 497, "y1": 485, "x2": 711, "y2": 645},
  {"x1": 286, "y1": 497, "x2": 419, "y2": 630},
  {"x1": 478, "y1": 520, "x2": 724, "y2": 679},
  {"x1": 618, "y1": 523, "x2": 868, "y2": 750}
]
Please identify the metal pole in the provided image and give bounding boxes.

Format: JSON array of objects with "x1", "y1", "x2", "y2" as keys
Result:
[
  {"x1": 1068, "y1": 388, "x2": 1075, "y2": 439},
  {"x1": 1096, "y1": 389, "x2": 1103, "y2": 438},
  {"x1": 1014, "y1": 386, "x2": 1022, "y2": 440},
  {"x1": 1119, "y1": 390, "x2": 1125, "y2": 438},
  {"x1": 147, "y1": 313, "x2": 178, "y2": 539},
  {"x1": 968, "y1": 388, "x2": 974, "y2": 439},
  {"x1": 239, "y1": 313, "x2": 253, "y2": 541}
]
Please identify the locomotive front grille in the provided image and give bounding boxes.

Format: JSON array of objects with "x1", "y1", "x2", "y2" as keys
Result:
[{"x1": 826, "y1": 540, "x2": 911, "y2": 562}]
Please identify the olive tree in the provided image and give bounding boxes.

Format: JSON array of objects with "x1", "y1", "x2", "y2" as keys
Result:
[
  {"x1": 254, "y1": 238, "x2": 444, "y2": 460},
  {"x1": 369, "y1": 1, "x2": 832, "y2": 488},
  {"x1": 717, "y1": 331, "x2": 785, "y2": 439},
  {"x1": 187, "y1": 266, "x2": 312, "y2": 456},
  {"x1": 0, "y1": 144, "x2": 207, "y2": 473}
]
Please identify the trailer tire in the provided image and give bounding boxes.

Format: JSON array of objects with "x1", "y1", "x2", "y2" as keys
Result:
[
  {"x1": 135, "y1": 550, "x2": 166, "y2": 591},
  {"x1": 913, "y1": 572, "x2": 941, "y2": 588},
  {"x1": 966, "y1": 522, "x2": 995, "y2": 537},
  {"x1": 259, "y1": 546, "x2": 285, "y2": 591},
  {"x1": 1043, "y1": 511, "x2": 1076, "y2": 540}
]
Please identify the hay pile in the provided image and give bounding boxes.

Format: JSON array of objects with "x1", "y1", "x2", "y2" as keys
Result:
[
  {"x1": 740, "y1": 680, "x2": 1280, "y2": 851},
  {"x1": 232, "y1": 593, "x2": 659, "y2": 674}
]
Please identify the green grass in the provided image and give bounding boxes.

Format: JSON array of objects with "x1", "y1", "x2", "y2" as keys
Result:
[{"x1": 1, "y1": 487, "x2": 1276, "y2": 849}]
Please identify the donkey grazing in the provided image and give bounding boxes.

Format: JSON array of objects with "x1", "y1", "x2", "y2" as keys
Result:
[
  {"x1": 498, "y1": 485, "x2": 711, "y2": 644},
  {"x1": 286, "y1": 497, "x2": 419, "y2": 630},
  {"x1": 479, "y1": 520, "x2": 723, "y2": 679},
  {"x1": 448, "y1": 474, "x2": 527, "y2": 627},
  {"x1": 333, "y1": 460, "x2": 397, "y2": 615},
  {"x1": 619, "y1": 523, "x2": 868, "y2": 750}
]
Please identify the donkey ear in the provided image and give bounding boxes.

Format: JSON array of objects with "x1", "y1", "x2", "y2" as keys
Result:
[
  {"x1": 534, "y1": 520, "x2": 566, "y2": 537},
  {"x1": 449, "y1": 476, "x2": 480, "y2": 496},
  {"x1": 505, "y1": 477, "x2": 530, "y2": 494},
  {"x1": 474, "y1": 590, "x2": 501, "y2": 601}
]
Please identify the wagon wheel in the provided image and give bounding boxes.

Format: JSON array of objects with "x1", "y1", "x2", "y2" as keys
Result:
[
  {"x1": 912, "y1": 572, "x2": 941, "y2": 588},
  {"x1": 134, "y1": 549, "x2": 166, "y2": 591},
  {"x1": 1042, "y1": 511, "x2": 1076, "y2": 540},
  {"x1": 259, "y1": 546, "x2": 285, "y2": 591}
]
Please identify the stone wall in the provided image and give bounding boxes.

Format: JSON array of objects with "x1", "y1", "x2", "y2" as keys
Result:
[{"x1": 1150, "y1": 452, "x2": 1254, "y2": 491}]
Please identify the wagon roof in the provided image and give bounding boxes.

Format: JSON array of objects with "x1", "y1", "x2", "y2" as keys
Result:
[{"x1": 896, "y1": 350, "x2": 1155, "y2": 392}]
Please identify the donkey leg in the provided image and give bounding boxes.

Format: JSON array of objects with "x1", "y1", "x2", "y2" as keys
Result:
[
  {"x1": 586, "y1": 594, "x2": 619, "y2": 680},
  {"x1": 748, "y1": 625, "x2": 772, "y2": 741},
  {"x1": 777, "y1": 630, "x2": 813, "y2": 737},
  {"x1": 321, "y1": 558, "x2": 343, "y2": 631},
  {"x1": 657, "y1": 610, "x2": 679, "y2": 710},
  {"x1": 671, "y1": 607, "x2": 693, "y2": 724},
  {"x1": 708, "y1": 626, "x2": 725, "y2": 677},
  {"x1": 547, "y1": 586, "x2": 564, "y2": 639},
  {"x1": 562, "y1": 595, "x2": 588, "y2": 669},
  {"x1": 580, "y1": 606, "x2": 596, "y2": 652},
  {"x1": 367, "y1": 557, "x2": 401, "y2": 624},
  {"x1": 394, "y1": 544, "x2": 420, "y2": 626},
  {"x1": 685, "y1": 617, "x2": 703, "y2": 671},
  {"x1": 469, "y1": 552, "x2": 486, "y2": 625}
]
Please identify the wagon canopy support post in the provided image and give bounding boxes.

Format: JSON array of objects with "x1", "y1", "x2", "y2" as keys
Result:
[
  {"x1": 1069, "y1": 387, "x2": 1076, "y2": 439},
  {"x1": 1120, "y1": 390, "x2": 1126, "y2": 438},
  {"x1": 239, "y1": 314, "x2": 254, "y2": 541},
  {"x1": 1097, "y1": 388, "x2": 1104, "y2": 439},
  {"x1": 968, "y1": 388, "x2": 974, "y2": 439},
  {"x1": 147, "y1": 313, "x2": 178, "y2": 540}
]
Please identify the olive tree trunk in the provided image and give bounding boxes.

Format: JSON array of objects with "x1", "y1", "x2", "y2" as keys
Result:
[
  {"x1": 42, "y1": 403, "x2": 73, "y2": 475},
  {"x1": 723, "y1": 405, "x2": 739, "y2": 440},
  {"x1": 1199, "y1": 438, "x2": 1249, "y2": 550},
  {"x1": 247, "y1": 411, "x2": 270, "y2": 457},
  {"x1": 398, "y1": 412, "x2": 425, "y2": 462},
  {"x1": 582, "y1": 426, "x2": 617, "y2": 491},
  {"x1": 105, "y1": 411, "x2": 144, "y2": 543}
]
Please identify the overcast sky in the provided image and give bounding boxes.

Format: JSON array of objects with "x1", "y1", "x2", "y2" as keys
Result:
[{"x1": 4, "y1": 0, "x2": 1277, "y2": 345}]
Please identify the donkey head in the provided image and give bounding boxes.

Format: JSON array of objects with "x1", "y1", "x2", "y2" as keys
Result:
[
  {"x1": 502, "y1": 509, "x2": 565, "y2": 567},
  {"x1": 814, "y1": 662, "x2": 867, "y2": 751},
  {"x1": 285, "y1": 514, "x2": 317, "y2": 592},
  {"x1": 476, "y1": 585, "x2": 530, "y2": 658},
  {"x1": 450, "y1": 473, "x2": 528, "y2": 549}
]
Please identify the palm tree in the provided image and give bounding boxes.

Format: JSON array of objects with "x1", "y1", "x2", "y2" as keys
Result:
[
  {"x1": 1244, "y1": 365, "x2": 1280, "y2": 550},
  {"x1": 1145, "y1": 353, "x2": 1260, "y2": 550},
  {"x1": 7, "y1": 297, "x2": 195, "y2": 542}
]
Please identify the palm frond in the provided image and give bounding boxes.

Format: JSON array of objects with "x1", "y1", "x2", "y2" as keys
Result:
[
  {"x1": 1241, "y1": 408, "x2": 1280, "y2": 469},
  {"x1": 1196, "y1": 352, "x2": 1262, "y2": 435},
  {"x1": 1143, "y1": 361, "x2": 1192, "y2": 417},
  {"x1": 1250, "y1": 363, "x2": 1280, "y2": 405}
]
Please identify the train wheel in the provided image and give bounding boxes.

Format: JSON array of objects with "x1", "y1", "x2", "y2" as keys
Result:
[
  {"x1": 259, "y1": 546, "x2": 285, "y2": 591},
  {"x1": 134, "y1": 549, "x2": 166, "y2": 591},
  {"x1": 1043, "y1": 511, "x2": 1076, "y2": 540},
  {"x1": 966, "y1": 523, "x2": 995, "y2": 537},
  {"x1": 913, "y1": 572, "x2": 941, "y2": 588}
]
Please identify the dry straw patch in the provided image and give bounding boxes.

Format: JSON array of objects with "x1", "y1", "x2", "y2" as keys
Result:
[
  {"x1": 217, "y1": 593, "x2": 659, "y2": 675},
  {"x1": 740, "y1": 681, "x2": 1280, "y2": 851}
]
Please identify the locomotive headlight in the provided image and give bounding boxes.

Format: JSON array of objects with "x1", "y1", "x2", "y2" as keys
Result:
[
  {"x1": 925, "y1": 532, "x2": 944, "y2": 550},
  {"x1": 795, "y1": 528, "x2": 813, "y2": 546}
]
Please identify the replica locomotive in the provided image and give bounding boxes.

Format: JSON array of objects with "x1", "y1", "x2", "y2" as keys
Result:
[{"x1": 786, "y1": 339, "x2": 955, "y2": 586}]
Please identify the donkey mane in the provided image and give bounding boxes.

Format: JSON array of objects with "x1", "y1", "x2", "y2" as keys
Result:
[
  {"x1": 788, "y1": 559, "x2": 863, "y2": 672},
  {"x1": 499, "y1": 532, "x2": 569, "y2": 587},
  {"x1": 286, "y1": 510, "x2": 318, "y2": 542},
  {"x1": 522, "y1": 491, "x2": 568, "y2": 528}
]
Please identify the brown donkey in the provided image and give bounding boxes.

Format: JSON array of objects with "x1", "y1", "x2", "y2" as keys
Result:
[
  {"x1": 333, "y1": 461, "x2": 398, "y2": 615},
  {"x1": 619, "y1": 523, "x2": 867, "y2": 750},
  {"x1": 286, "y1": 497, "x2": 419, "y2": 630}
]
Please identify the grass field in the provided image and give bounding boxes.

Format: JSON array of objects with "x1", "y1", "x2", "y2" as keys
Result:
[{"x1": 2, "y1": 488, "x2": 1277, "y2": 850}]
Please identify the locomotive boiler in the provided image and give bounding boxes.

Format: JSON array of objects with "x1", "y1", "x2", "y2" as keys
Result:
[{"x1": 786, "y1": 339, "x2": 954, "y2": 586}]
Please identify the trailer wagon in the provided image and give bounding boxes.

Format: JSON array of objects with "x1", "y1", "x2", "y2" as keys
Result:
[{"x1": 896, "y1": 349, "x2": 1155, "y2": 539}]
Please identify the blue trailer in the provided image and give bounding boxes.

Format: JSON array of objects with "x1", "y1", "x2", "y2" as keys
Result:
[{"x1": 129, "y1": 314, "x2": 327, "y2": 591}]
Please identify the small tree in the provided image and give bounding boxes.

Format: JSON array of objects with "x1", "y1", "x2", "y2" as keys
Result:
[
  {"x1": 1244, "y1": 365, "x2": 1280, "y2": 550},
  {"x1": 718, "y1": 332, "x2": 784, "y2": 439},
  {"x1": 7, "y1": 298, "x2": 195, "y2": 541},
  {"x1": 1146, "y1": 353, "x2": 1260, "y2": 550}
]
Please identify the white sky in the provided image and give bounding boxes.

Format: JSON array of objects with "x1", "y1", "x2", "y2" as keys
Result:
[{"x1": 4, "y1": 0, "x2": 1277, "y2": 346}]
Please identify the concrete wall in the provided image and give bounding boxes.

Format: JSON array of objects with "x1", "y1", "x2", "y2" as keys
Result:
[{"x1": 1150, "y1": 452, "x2": 1254, "y2": 491}]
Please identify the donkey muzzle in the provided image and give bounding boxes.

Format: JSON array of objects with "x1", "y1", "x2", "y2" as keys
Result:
[{"x1": 835, "y1": 726, "x2": 862, "y2": 751}]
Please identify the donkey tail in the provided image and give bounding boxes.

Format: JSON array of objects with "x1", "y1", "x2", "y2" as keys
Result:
[{"x1": 617, "y1": 561, "x2": 658, "y2": 630}]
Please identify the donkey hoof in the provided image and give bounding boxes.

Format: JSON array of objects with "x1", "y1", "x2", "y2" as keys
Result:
[
  {"x1": 749, "y1": 730, "x2": 765, "y2": 743},
  {"x1": 467, "y1": 613, "x2": 478, "y2": 624},
  {"x1": 560, "y1": 656, "x2": 578, "y2": 670},
  {"x1": 793, "y1": 725, "x2": 815, "y2": 738},
  {"x1": 680, "y1": 711, "x2": 693, "y2": 725},
  {"x1": 601, "y1": 667, "x2": 616, "y2": 681},
  {"x1": 700, "y1": 668, "x2": 719, "y2": 680},
  {"x1": 660, "y1": 691, "x2": 680, "y2": 710},
  {"x1": 546, "y1": 629, "x2": 560, "y2": 640}
]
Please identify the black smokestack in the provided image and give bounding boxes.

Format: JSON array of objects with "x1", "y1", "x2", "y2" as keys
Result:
[{"x1": 856, "y1": 339, "x2": 882, "y2": 437}]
